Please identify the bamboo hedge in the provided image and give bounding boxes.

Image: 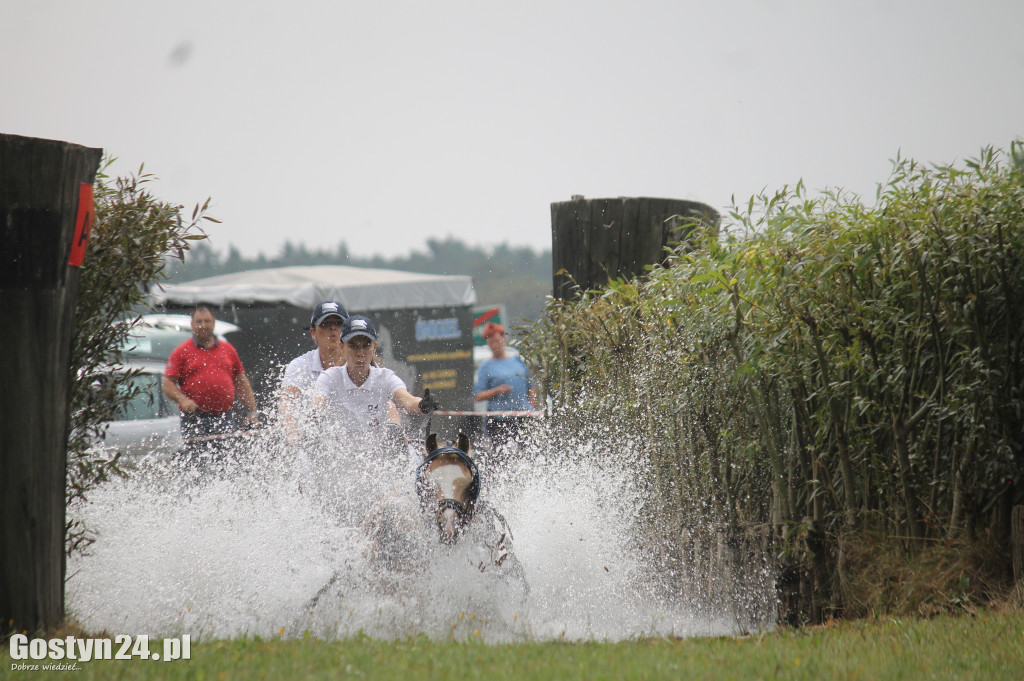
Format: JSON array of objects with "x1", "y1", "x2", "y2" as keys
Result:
[{"x1": 521, "y1": 144, "x2": 1024, "y2": 621}]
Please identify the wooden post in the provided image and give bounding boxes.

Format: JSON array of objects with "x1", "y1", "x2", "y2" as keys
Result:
[
  {"x1": 0, "y1": 133, "x2": 102, "y2": 633},
  {"x1": 550, "y1": 195, "x2": 718, "y2": 299},
  {"x1": 1012, "y1": 505, "x2": 1024, "y2": 584}
]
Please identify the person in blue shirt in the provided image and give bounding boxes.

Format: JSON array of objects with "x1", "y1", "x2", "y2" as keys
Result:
[{"x1": 473, "y1": 322, "x2": 537, "y2": 449}]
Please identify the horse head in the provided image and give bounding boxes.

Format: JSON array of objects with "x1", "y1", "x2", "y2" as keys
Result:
[{"x1": 417, "y1": 432, "x2": 479, "y2": 545}]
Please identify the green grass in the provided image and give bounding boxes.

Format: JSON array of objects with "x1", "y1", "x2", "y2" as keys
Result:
[{"x1": 3, "y1": 611, "x2": 1022, "y2": 680}]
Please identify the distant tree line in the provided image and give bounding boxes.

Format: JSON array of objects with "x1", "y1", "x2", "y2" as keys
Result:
[{"x1": 164, "y1": 236, "x2": 553, "y2": 327}]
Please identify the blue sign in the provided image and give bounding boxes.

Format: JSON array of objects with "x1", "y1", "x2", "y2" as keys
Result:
[{"x1": 415, "y1": 315, "x2": 461, "y2": 342}]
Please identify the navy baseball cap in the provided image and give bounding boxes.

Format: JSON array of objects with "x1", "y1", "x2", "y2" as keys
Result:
[
  {"x1": 311, "y1": 301, "x2": 348, "y2": 327},
  {"x1": 341, "y1": 315, "x2": 377, "y2": 343}
]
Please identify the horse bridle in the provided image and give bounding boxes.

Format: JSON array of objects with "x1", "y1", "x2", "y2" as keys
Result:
[{"x1": 416, "y1": 445, "x2": 480, "y2": 540}]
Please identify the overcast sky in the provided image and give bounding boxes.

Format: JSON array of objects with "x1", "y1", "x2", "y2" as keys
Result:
[{"x1": 3, "y1": 1, "x2": 1022, "y2": 259}]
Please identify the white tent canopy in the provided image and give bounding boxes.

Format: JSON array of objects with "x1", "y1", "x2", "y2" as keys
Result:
[{"x1": 151, "y1": 265, "x2": 476, "y2": 311}]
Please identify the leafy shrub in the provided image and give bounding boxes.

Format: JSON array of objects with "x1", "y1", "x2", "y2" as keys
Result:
[
  {"x1": 522, "y1": 143, "x2": 1024, "y2": 620},
  {"x1": 65, "y1": 160, "x2": 212, "y2": 555}
]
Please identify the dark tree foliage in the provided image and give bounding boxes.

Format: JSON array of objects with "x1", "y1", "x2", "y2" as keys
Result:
[{"x1": 66, "y1": 161, "x2": 212, "y2": 554}]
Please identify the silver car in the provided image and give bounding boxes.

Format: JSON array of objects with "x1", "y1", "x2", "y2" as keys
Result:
[
  {"x1": 99, "y1": 359, "x2": 183, "y2": 460},
  {"x1": 121, "y1": 314, "x2": 240, "y2": 362}
]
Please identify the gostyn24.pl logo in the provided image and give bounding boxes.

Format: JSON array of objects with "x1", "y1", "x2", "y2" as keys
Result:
[{"x1": 9, "y1": 634, "x2": 191, "y2": 668}]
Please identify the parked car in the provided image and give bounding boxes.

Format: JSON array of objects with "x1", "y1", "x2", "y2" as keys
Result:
[
  {"x1": 97, "y1": 359, "x2": 182, "y2": 460},
  {"x1": 121, "y1": 314, "x2": 239, "y2": 361}
]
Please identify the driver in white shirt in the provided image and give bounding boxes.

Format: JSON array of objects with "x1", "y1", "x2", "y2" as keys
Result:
[{"x1": 313, "y1": 315, "x2": 437, "y2": 449}]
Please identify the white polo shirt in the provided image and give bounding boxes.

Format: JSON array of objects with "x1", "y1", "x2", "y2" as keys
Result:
[
  {"x1": 314, "y1": 364, "x2": 406, "y2": 436},
  {"x1": 281, "y1": 348, "x2": 331, "y2": 395}
]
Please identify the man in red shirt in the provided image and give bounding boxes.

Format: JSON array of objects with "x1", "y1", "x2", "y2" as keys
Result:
[{"x1": 162, "y1": 305, "x2": 259, "y2": 460}]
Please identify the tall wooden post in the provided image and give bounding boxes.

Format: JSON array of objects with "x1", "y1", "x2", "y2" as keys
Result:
[
  {"x1": 551, "y1": 195, "x2": 718, "y2": 299},
  {"x1": 1012, "y1": 505, "x2": 1024, "y2": 585},
  {"x1": 1, "y1": 134, "x2": 102, "y2": 633}
]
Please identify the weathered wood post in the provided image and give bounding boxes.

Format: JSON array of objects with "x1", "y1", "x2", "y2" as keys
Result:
[
  {"x1": 1012, "y1": 505, "x2": 1024, "y2": 585},
  {"x1": 550, "y1": 195, "x2": 719, "y2": 298},
  {"x1": 1, "y1": 133, "x2": 102, "y2": 632}
]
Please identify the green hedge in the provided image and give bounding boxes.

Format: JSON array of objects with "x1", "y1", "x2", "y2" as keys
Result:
[{"x1": 522, "y1": 144, "x2": 1024, "y2": 618}]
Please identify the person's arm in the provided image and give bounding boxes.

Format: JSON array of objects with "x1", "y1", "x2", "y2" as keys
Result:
[
  {"x1": 233, "y1": 372, "x2": 260, "y2": 426},
  {"x1": 162, "y1": 375, "x2": 198, "y2": 413},
  {"x1": 475, "y1": 385, "x2": 511, "y2": 401},
  {"x1": 311, "y1": 370, "x2": 331, "y2": 414},
  {"x1": 381, "y1": 401, "x2": 407, "y2": 452},
  {"x1": 393, "y1": 388, "x2": 438, "y2": 414},
  {"x1": 278, "y1": 384, "x2": 303, "y2": 440},
  {"x1": 473, "y1": 362, "x2": 510, "y2": 402},
  {"x1": 386, "y1": 399, "x2": 402, "y2": 425},
  {"x1": 392, "y1": 388, "x2": 422, "y2": 413}
]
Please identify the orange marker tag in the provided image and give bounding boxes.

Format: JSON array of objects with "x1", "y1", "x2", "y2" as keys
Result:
[{"x1": 68, "y1": 182, "x2": 94, "y2": 267}]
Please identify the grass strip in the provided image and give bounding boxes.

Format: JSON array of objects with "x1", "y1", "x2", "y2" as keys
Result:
[{"x1": 3, "y1": 611, "x2": 1021, "y2": 681}]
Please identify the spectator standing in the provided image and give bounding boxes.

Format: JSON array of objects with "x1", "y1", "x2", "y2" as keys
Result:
[
  {"x1": 473, "y1": 322, "x2": 537, "y2": 449},
  {"x1": 162, "y1": 305, "x2": 259, "y2": 460}
]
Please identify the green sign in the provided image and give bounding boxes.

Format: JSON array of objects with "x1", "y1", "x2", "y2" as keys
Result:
[{"x1": 471, "y1": 304, "x2": 506, "y2": 346}]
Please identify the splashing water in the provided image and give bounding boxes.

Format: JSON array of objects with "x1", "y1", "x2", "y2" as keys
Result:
[{"x1": 67, "y1": 426, "x2": 775, "y2": 642}]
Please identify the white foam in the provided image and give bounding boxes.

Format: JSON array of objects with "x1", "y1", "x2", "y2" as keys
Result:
[{"x1": 67, "y1": 427, "x2": 773, "y2": 642}]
